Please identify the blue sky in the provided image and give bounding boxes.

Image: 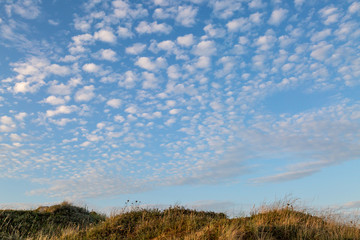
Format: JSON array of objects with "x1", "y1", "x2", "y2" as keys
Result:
[{"x1": 1, "y1": 0, "x2": 360, "y2": 214}]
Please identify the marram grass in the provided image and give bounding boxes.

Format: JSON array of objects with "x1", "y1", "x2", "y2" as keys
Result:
[{"x1": 1, "y1": 201, "x2": 359, "y2": 240}]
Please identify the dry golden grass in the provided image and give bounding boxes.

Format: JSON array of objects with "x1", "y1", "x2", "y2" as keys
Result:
[{"x1": 1, "y1": 200, "x2": 359, "y2": 239}]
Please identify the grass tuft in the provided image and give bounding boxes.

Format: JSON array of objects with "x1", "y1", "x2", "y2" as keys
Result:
[{"x1": 1, "y1": 200, "x2": 359, "y2": 239}]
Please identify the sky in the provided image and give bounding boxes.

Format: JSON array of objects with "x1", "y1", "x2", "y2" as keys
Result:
[{"x1": 0, "y1": 0, "x2": 360, "y2": 215}]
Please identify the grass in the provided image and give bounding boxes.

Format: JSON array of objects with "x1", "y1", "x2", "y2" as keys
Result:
[{"x1": 1, "y1": 200, "x2": 359, "y2": 239}]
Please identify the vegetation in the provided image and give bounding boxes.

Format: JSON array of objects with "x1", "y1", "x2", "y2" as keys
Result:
[{"x1": 0, "y1": 201, "x2": 359, "y2": 239}]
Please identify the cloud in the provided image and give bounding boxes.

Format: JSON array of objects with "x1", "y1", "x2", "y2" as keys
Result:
[
  {"x1": 48, "y1": 19, "x2": 59, "y2": 26},
  {"x1": 96, "y1": 49, "x2": 117, "y2": 61},
  {"x1": 319, "y1": 6, "x2": 340, "y2": 25},
  {"x1": 175, "y1": 5, "x2": 198, "y2": 27},
  {"x1": 167, "y1": 65, "x2": 181, "y2": 79},
  {"x1": 142, "y1": 72, "x2": 159, "y2": 89},
  {"x1": 15, "y1": 112, "x2": 27, "y2": 121},
  {"x1": 48, "y1": 82, "x2": 72, "y2": 96},
  {"x1": 82, "y1": 63, "x2": 100, "y2": 73},
  {"x1": 203, "y1": 24, "x2": 226, "y2": 38},
  {"x1": 10, "y1": 57, "x2": 71, "y2": 94},
  {"x1": 74, "y1": 85, "x2": 95, "y2": 102},
  {"x1": 13, "y1": 81, "x2": 37, "y2": 94},
  {"x1": 118, "y1": 70, "x2": 138, "y2": 89},
  {"x1": 6, "y1": 0, "x2": 41, "y2": 19},
  {"x1": 193, "y1": 40, "x2": 216, "y2": 56},
  {"x1": 226, "y1": 17, "x2": 251, "y2": 32},
  {"x1": 42, "y1": 95, "x2": 69, "y2": 105},
  {"x1": 268, "y1": 8, "x2": 288, "y2": 26},
  {"x1": 294, "y1": 0, "x2": 305, "y2": 7},
  {"x1": 106, "y1": 98, "x2": 122, "y2": 108},
  {"x1": 46, "y1": 64, "x2": 70, "y2": 76},
  {"x1": 310, "y1": 29, "x2": 332, "y2": 42},
  {"x1": 135, "y1": 57, "x2": 166, "y2": 71},
  {"x1": 135, "y1": 21, "x2": 172, "y2": 34},
  {"x1": 117, "y1": 26, "x2": 134, "y2": 38},
  {"x1": 177, "y1": 34, "x2": 194, "y2": 47},
  {"x1": 10, "y1": 133, "x2": 22, "y2": 142},
  {"x1": 46, "y1": 105, "x2": 77, "y2": 117},
  {"x1": 255, "y1": 30, "x2": 276, "y2": 51},
  {"x1": 310, "y1": 42, "x2": 333, "y2": 61},
  {"x1": 94, "y1": 29, "x2": 117, "y2": 43},
  {"x1": 209, "y1": 0, "x2": 243, "y2": 19},
  {"x1": 249, "y1": 0, "x2": 265, "y2": 9},
  {"x1": 196, "y1": 56, "x2": 211, "y2": 68},
  {"x1": 153, "y1": 7, "x2": 175, "y2": 19},
  {"x1": 251, "y1": 169, "x2": 319, "y2": 183},
  {"x1": 348, "y1": 2, "x2": 360, "y2": 14},
  {"x1": 125, "y1": 43, "x2": 147, "y2": 55}
]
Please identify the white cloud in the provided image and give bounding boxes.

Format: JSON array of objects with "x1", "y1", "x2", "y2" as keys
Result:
[
  {"x1": 249, "y1": 0, "x2": 265, "y2": 9},
  {"x1": 94, "y1": 29, "x2": 117, "y2": 43},
  {"x1": 15, "y1": 112, "x2": 27, "y2": 121},
  {"x1": 114, "y1": 115, "x2": 125, "y2": 122},
  {"x1": 48, "y1": 19, "x2": 59, "y2": 26},
  {"x1": 165, "y1": 117, "x2": 176, "y2": 126},
  {"x1": 48, "y1": 82, "x2": 72, "y2": 96},
  {"x1": 226, "y1": 17, "x2": 250, "y2": 32},
  {"x1": 167, "y1": 65, "x2": 181, "y2": 79},
  {"x1": 196, "y1": 56, "x2": 211, "y2": 68},
  {"x1": 135, "y1": 21, "x2": 172, "y2": 34},
  {"x1": 142, "y1": 72, "x2": 159, "y2": 89},
  {"x1": 46, "y1": 64, "x2": 70, "y2": 76},
  {"x1": 256, "y1": 31, "x2": 276, "y2": 51},
  {"x1": 310, "y1": 42, "x2": 333, "y2": 61},
  {"x1": 193, "y1": 40, "x2": 216, "y2": 56},
  {"x1": 0, "y1": 116, "x2": 16, "y2": 132},
  {"x1": 74, "y1": 85, "x2": 95, "y2": 102},
  {"x1": 135, "y1": 57, "x2": 166, "y2": 71},
  {"x1": 42, "y1": 95, "x2": 68, "y2": 105},
  {"x1": 10, "y1": 133, "x2": 22, "y2": 142},
  {"x1": 210, "y1": 101, "x2": 223, "y2": 111},
  {"x1": 310, "y1": 29, "x2": 332, "y2": 42},
  {"x1": 169, "y1": 108, "x2": 181, "y2": 115},
  {"x1": 175, "y1": 5, "x2": 198, "y2": 27},
  {"x1": 135, "y1": 57, "x2": 156, "y2": 71},
  {"x1": 153, "y1": 0, "x2": 169, "y2": 6},
  {"x1": 349, "y1": 2, "x2": 360, "y2": 14},
  {"x1": 157, "y1": 40, "x2": 176, "y2": 54},
  {"x1": 268, "y1": 8, "x2": 288, "y2": 26},
  {"x1": 49, "y1": 118, "x2": 76, "y2": 126},
  {"x1": 177, "y1": 34, "x2": 194, "y2": 47},
  {"x1": 13, "y1": 82, "x2": 36, "y2": 94},
  {"x1": 46, "y1": 105, "x2": 77, "y2": 117},
  {"x1": 294, "y1": 0, "x2": 305, "y2": 7},
  {"x1": 118, "y1": 70, "x2": 138, "y2": 89},
  {"x1": 319, "y1": 6, "x2": 339, "y2": 25},
  {"x1": 125, "y1": 43, "x2": 147, "y2": 55},
  {"x1": 80, "y1": 141, "x2": 91, "y2": 147},
  {"x1": 97, "y1": 49, "x2": 117, "y2": 61},
  {"x1": 82, "y1": 63, "x2": 100, "y2": 73},
  {"x1": 6, "y1": 0, "x2": 41, "y2": 19},
  {"x1": 203, "y1": 24, "x2": 226, "y2": 38},
  {"x1": 117, "y1": 26, "x2": 134, "y2": 38},
  {"x1": 210, "y1": 0, "x2": 243, "y2": 19},
  {"x1": 125, "y1": 105, "x2": 137, "y2": 114},
  {"x1": 249, "y1": 12, "x2": 263, "y2": 24},
  {"x1": 153, "y1": 7, "x2": 174, "y2": 19},
  {"x1": 1, "y1": 116, "x2": 14, "y2": 125},
  {"x1": 106, "y1": 98, "x2": 122, "y2": 108}
]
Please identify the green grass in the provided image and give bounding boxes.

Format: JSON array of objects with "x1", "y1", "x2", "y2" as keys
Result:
[{"x1": 1, "y1": 201, "x2": 359, "y2": 240}]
